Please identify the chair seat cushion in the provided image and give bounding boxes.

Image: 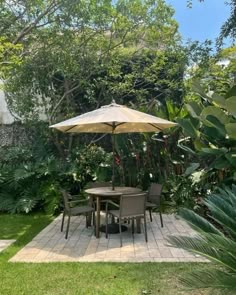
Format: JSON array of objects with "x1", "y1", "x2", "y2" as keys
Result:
[
  {"x1": 70, "y1": 206, "x2": 94, "y2": 215},
  {"x1": 108, "y1": 210, "x2": 143, "y2": 219},
  {"x1": 146, "y1": 201, "x2": 157, "y2": 208}
]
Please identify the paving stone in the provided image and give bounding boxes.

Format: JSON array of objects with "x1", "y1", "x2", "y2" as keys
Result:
[
  {"x1": 9, "y1": 214, "x2": 207, "y2": 263},
  {"x1": 154, "y1": 258, "x2": 180, "y2": 262},
  {"x1": 148, "y1": 249, "x2": 161, "y2": 258},
  {"x1": 159, "y1": 247, "x2": 173, "y2": 258},
  {"x1": 170, "y1": 248, "x2": 185, "y2": 258}
]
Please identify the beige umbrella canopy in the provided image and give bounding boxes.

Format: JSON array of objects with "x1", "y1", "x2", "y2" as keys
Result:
[{"x1": 50, "y1": 101, "x2": 177, "y2": 189}]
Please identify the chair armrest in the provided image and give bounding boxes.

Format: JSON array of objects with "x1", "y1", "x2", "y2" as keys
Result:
[
  {"x1": 105, "y1": 200, "x2": 120, "y2": 213},
  {"x1": 105, "y1": 200, "x2": 120, "y2": 208},
  {"x1": 69, "y1": 194, "x2": 86, "y2": 201},
  {"x1": 69, "y1": 194, "x2": 81, "y2": 198},
  {"x1": 68, "y1": 199, "x2": 88, "y2": 207}
]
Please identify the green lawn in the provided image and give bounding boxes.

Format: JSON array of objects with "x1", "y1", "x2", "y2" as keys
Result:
[{"x1": 0, "y1": 213, "x2": 218, "y2": 295}]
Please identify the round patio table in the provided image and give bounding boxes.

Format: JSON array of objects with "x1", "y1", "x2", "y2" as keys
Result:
[{"x1": 85, "y1": 186, "x2": 142, "y2": 238}]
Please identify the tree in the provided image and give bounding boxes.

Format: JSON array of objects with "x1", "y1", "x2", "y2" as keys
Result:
[
  {"x1": 217, "y1": 0, "x2": 236, "y2": 48},
  {"x1": 185, "y1": 46, "x2": 236, "y2": 96},
  {"x1": 3, "y1": 0, "x2": 183, "y2": 125}
]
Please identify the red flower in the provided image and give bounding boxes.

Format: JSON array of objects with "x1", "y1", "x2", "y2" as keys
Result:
[{"x1": 115, "y1": 156, "x2": 120, "y2": 165}]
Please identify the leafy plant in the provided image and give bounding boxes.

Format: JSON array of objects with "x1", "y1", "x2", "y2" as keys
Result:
[
  {"x1": 178, "y1": 82, "x2": 236, "y2": 186},
  {"x1": 0, "y1": 144, "x2": 110, "y2": 214},
  {"x1": 168, "y1": 185, "x2": 236, "y2": 293}
]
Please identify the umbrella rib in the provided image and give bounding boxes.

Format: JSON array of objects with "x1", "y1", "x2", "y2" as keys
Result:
[
  {"x1": 103, "y1": 122, "x2": 126, "y2": 127},
  {"x1": 62, "y1": 122, "x2": 126, "y2": 133},
  {"x1": 148, "y1": 123, "x2": 163, "y2": 132},
  {"x1": 64, "y1": 125, "x2": 78, "y2": 132},
  {"x1": 61, "y1": 123, "x2": 166, "y2": 133},
  {"x1": 103, "y1": 122, "x2": 126, "y2": 129}
]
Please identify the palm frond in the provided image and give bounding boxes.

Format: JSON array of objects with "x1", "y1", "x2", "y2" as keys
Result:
[
  {"x1": 168, "y1": 185, "x2": 236, "y2": 293},
  {"x1": 203, "y1": 233, "x2": 236, "y2": 257},
  {"x1": 168, "y1": 235, "x2": 236, "y2": 272},
  {"x1": 181, "y1": 270, "x2": 236, "y2": 294},
  {"x1": 205, "y1": 196, "x2": 236, "y2": 239},
  {"x1": 232, "y1": 184, "x2": 236, "y2": 195},
  {"x1": 178, "y1": 208, "x2": 222, "y2": 235}
]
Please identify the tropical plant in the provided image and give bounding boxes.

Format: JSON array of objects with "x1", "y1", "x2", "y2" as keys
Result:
[
  {"x1": 0, "y1": 143, "x2": 110, "y2": 214},
  {"x1": 177, "y1": 82, "x2": 236, "y2": 187},
  {"x1": 168, "y1": 185, "x2": 236, "y2": 293}
]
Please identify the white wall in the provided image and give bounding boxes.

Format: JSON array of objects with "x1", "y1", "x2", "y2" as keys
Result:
[{"x1": 0, "y1": 84, "x2": 14, "y2": 124}]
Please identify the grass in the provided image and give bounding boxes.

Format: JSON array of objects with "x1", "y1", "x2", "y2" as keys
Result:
[{"x1": 0, "y1": 213, "x2": 218, "y2": 295}]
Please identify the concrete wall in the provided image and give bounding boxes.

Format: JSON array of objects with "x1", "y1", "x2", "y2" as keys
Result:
[
  {"x1": 0, "y1": 82, "x2": 27, "y2": 146},
  {"x1": 0, "y1": 124, "x2": 28, "y2": 146}
]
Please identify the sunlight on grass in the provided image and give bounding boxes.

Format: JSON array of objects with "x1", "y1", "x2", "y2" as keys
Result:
[
  {"x1": 0, "y1": 213, "x2": 217, "y2": 295},
  {"x1": 0, "y1": 213, "x2": 53, "y2": 240}
]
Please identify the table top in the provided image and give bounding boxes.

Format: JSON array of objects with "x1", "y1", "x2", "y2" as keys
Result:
[{"x1": 85, "y1": 186, "x2": 142, "y2": 196}]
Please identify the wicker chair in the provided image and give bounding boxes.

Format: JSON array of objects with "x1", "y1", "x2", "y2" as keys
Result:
[
  {"x1": 146, "y1": 183, "x2": 163, "y2": 227},
  {"x1": 105, "y1": 192, "x2": 148, "y2": 247},
  {"x1": 87, "y1": 181, "x2": 111, "y2": 188},
  {"x1": 61, "y1": 190, "x2": 95, "y2": 239}
]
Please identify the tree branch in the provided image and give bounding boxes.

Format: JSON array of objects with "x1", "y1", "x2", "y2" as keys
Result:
[
  {"x1": 50, "y1": 83, "x2": 81, "y2": 121},
  {"x1": 12, "y1": 0, "x2": 60, "y2": 45}
]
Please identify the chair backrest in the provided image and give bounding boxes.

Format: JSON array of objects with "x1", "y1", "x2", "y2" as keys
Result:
[
  {"x1": 61, "y1": 189, "x2": 71, "y2": 212},
  {"x1": 87, "y1": 181, "x2": 111, "y2": 188},
  {"x1": 119, "y1": 193, "x2": 147, "y2": 218},
  {"x1": 148, "y1": 183, "x2": 162, "y2": 205}
]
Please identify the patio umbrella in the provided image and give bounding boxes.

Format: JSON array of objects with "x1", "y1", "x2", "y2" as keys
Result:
[{"x1": 50, "y1": 101, "x2": 177, "y2": 189}]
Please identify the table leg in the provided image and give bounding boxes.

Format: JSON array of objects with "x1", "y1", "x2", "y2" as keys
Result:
[
  {"x1": 96, "y1": 196, "x2": 100, "y2": 238},
  {"x1": 136, "y1": 217, "x2": 141, "y2": 233},
  {"x1": 87, "y1": 195, "x2": 93, "y2": 227}
]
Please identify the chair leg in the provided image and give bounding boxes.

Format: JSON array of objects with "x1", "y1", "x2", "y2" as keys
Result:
[
  {"x1": 160, "y1": 211, "x2": 163, "y2": 228},
  {"x1": 119, "y1": 219, "x2": 122, "y2": 247},
  {"x1": 61, "y1": 211, "x2": 65, "y2": 232},
  {"x1": 144, "y1": 213, "x2": 148, "y2": 243},
  {"x1": 92, "y1": 211, "x2": 95, "y2": 226},
  {"x1": 86, "y1": 214, "x2": 88, "y2": 228},
  {"x1": 65, "y1": 215, "x2": 71, "y2": 239},
  {"x1": 149, "y1": 209, "x2": 152, "y2": 222},
  {"x1": 93, "y1": 211, "x2": 96, "y2": 236},
  {"x1": 105, "y1": 211, "x2": 108, "y2": 239},
  {"x1": 131, "y1": 218, "x2": 134, "y2": 234}
]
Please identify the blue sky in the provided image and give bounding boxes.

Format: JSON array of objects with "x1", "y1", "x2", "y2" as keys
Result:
[{"x1": 167, "y1": 0, "x2": 230, "y2": 44}]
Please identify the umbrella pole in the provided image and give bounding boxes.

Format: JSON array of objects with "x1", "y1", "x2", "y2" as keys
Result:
[{"x1": 112, "y1": 126, "x2": 115, "y2": 190}]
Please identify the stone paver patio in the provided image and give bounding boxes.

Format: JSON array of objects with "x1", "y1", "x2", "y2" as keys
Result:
[{"x1": 10, "y1": 213, "x2": 206, "y2": 263}]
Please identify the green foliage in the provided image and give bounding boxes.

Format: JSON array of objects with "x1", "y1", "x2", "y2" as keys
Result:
[
  {"x1": 0, "y1": 0, "x2": 205, "y2": 214},
  {"x1": 0, "y1": 0, "x2": 182, "y2": 123},
  {"x1": 0, "y1": 142, "x2": 110, "y2": 214},
  {"x1": 178, "y1": 82, "x2": 236, "y2": 185},
  {"x1": 162, "y1": 166, "x2": 209, "y2": 212},
  {"x1": 0, "y1": 37, "x2": 22, "y2": 78},
  {"x1": 113, "y1": 109, "x2": 182, "y2": 190},
  {"x1": 186, "y1": 46, "x2": 236, "y2": 96},
  {"x1": 216, "y1": 1, "x2": 236, "y2": 48},
  {"x1": 168, "y1": 185, "x2": 236, "y2": 293}
]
